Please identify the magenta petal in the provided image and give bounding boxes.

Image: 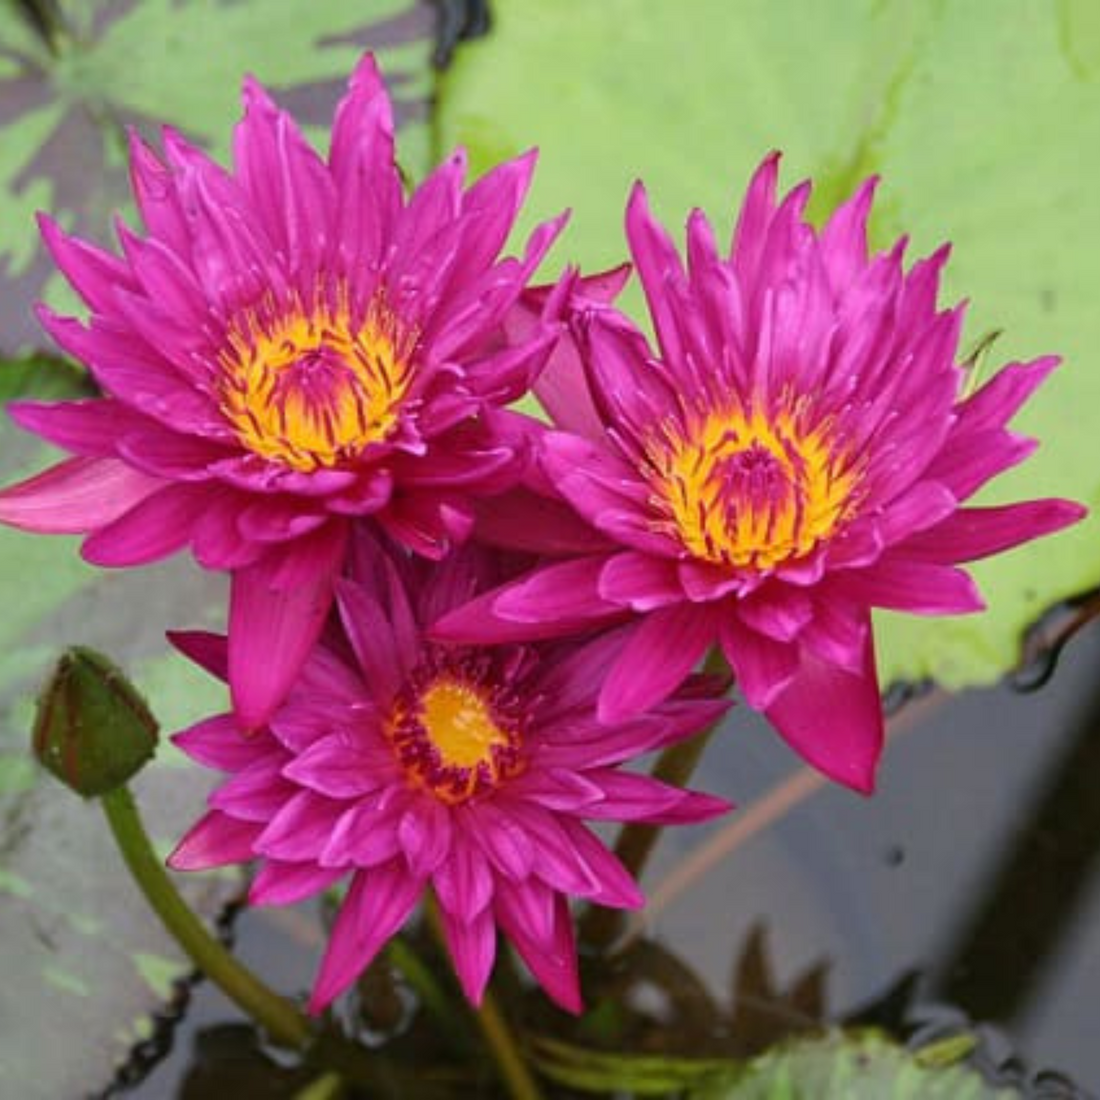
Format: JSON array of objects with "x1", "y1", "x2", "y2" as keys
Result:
[
  {"x1": 281, "y1": 734, "x2": 391, "y2": 799},
  {"x1": 955, "y1": 356, "x2": 1060, "y2": 436},
  {"x1": 234, "y1": 74, "x2": 334, "y2": 273},
  {"x1": 329, "y1": 53, "x2": 399, "y2": 268},
  {"x1": 899, "y1": 499, "x2": 1086, "y2": 564},
  {"x1": 818, "y1": 175, "x2": 876, "y2": 290},
  {"x1": 736, "y1": 585, "x2": 813, "y2": 642},
  {"x1": 505, "y1": 767, "x2": 604, "y2": 812},
  {"x1": 167, "y1": 629, "x2": 229, "y2": 681},
  {"x1": 0, "y1": 456, "x2": 162, "y2": 534},
  {"x1": 172, "y1": 714, "x2": 263, "y2": 770},
  {"x1": 798, "y1": 597, "x2": 868, "y2": 672},
  {"x1": 764, "y1": 638, "x2": 884, "y2": 793},
  {"x1": 9, "y1": 399, "x2": 150, "y2": 457},
  {"x1": 532, "y1": 628, "x2": 631, "y2": 721},
  {"x1": 720, "y1": 618, "x2": 799, "y2": 709},
  {"x1": 472, "y1": 488, "x2": 615, "y2": 556},
  {"x1": 554, "y1": 818, "x2": 644, "y2": 909},
  {"x1": 582, "y1": 310, "x2": 683, "y2": 443},
  {"x1": 398, "y1": 797, "x2": 453, "y2": 877},
  {"x1": 321, "y1": 797, "x2": 404, "y2": 869},
  {"x1": 495, "y1": 886, "x2": 582, "y2": 1014},
  {"x1": 335, "y1": 579, "x2": 405, "y2": 701},
  {"x1": 82, "y1": 482, "x2": 212, "y2": 565},
  {"x1": 598, "y1": 551, "x2": 685, "y2": 611},
  {"x1": 923, "y1": 429, "x2": 1037, "y2": 502},
  {"x1": 598, "y1": 604, "x2": 719, "y2": 723},
  {"x1": 211, "y1": 757, "x2": 297, "y2": 821},
  {"x1": 465, "y1": 802, "x2": 535, "y2": 880},
  {"x1": 539, "y1": 430, "x2": 649, "y2": 508},
  {"x1": 580, "y1": 769, "x2": 731, "y2": 826},
  {"x1": 236, "y1": 498, "x2": 328, "y2": 543},
  {"x1": 249, "y1": 860, "x2": 345, "y2": 906},
  {"x1": 626, "y1": 181, "x2": 687, "y2": 368},
  {"x1": 833, "y1": 556, "x2": 985, "y2": 614},
  {"x1": 116, "y1": 424, "x2": 229, "y2": 481},
  {"x1": 874, "y1": 480, "x2": 958, "y2": 546},
  {"x1": 532, "y1": 335, "x2": 606, "y2": 438},
  {"x1": 432, "y1": 556, "x2": 620, "y2": 644},
  {"x1": 38, "y1": 214, "x2": 137, "y2": 311},
  {"x1": 378, "y1": 492, "x2": 473, "y2": 560},
  {"x1": 494, "y1": 556, "x2": 618, "y2": 624},
  {"x1": 308, "y1": 864, "x2": 423, "y2": 1013},
  {"x1": 448, "y1": 148, "x2": 538, "y2": 295},
  {"x1": 228, "y1": 521, "x2": 348, "y2": 729},
  {"x1": 677, "y1": 559, "x2": 743, "y2": 602},
  {"x1": 168, "y1": 810, "x2": 260, "y2": 870},
  {"x1": 438, "y1": 906, "x2": 497, "y2": 1006},
  {"x1": 730, "y1": 152, "x2": 780, "y2": 274},
  {"x1": 433, "y1": 831, "x2": 494, "y2": 922},
  {"x1": 254, "y1": 790, "x2": 343, "y2": 861},
  {"x1": 496, "y1": 803, "x2": 606, "y2": 898}
]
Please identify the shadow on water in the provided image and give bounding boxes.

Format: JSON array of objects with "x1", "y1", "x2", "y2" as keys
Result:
[{"x1": 935, "y1": 605, "x2": 1100, "y2": 1024}]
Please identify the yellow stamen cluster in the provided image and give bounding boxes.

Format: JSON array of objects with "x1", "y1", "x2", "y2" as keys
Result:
[
  {"x1": 649, "y1": 401, "x2": 861, "y2": 571},
  {"x1": 219, "y1": 288, "x2": 413, "y2": 471},
  {"x1": 388, "y1": 675, "x2": 520, "y2": 804}
]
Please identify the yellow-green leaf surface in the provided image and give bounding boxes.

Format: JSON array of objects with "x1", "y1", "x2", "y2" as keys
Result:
[
  {"x1": 534, "y1": 1030, "x2": 1019, "y2": 1099},
  {"x1": 0, "y1": 360, "x2": 233, "y2": 1097},
  {"x1": 436, "y1": 0, "x2": 1100, "y2": 689}
]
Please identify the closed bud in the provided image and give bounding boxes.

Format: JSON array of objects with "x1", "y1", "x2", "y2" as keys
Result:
[{"x1": 33, "y1": 647, "x2": 158, "y2": 797}]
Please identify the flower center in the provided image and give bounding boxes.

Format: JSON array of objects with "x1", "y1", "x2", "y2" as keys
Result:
[
  {"x1": 648, "y1": 403, "x2": 861, "y2": 571},
  {"x1": 387, "y1": 662, "x2": 524, "y2": 805},
  {"x1": 218, "y1": 288, "x2": 414, "y2": 472}
]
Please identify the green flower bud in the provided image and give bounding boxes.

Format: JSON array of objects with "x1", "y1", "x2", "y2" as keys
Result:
[{"x1": 33, "y1": 647, "x2": 158, "y2": 797}]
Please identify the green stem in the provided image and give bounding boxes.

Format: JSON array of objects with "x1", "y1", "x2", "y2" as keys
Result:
[
  {"x1": 291, "y1": 1071, "x2": 345, "y2": 1100},
  {"x1": 580, "y1": 647, "x2": 731, "y2": 950},
  {"x1": 102, "y1": 785, "x2": 446, "y2": 1093},
  {"x1": 386, "y1": 937, "x2": 470, "y2": 1053},
  {"x1": 15, "y1": 0, "x2": 68, "y2": 55},
  {"x1": 474, "y1": 989, "x2": 545, "y2": 1100},
  {"x1": 101, "y1": 785, "x2": 312, "y2": 1047},
  {"x1": 425, "y1": 898, "x2": 545, "y2": 1100}
]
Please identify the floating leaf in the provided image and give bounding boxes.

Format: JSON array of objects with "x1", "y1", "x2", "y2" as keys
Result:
[
  {"x1": 436, "y1": 0, "x2": 1100, "y2": 691},
  {"x1": 0, "y1": 353, "x2": 235, "y2": 1094},
  {"x1": 532, "y1": 1029, "x2": 1021, "y2": 1099}
]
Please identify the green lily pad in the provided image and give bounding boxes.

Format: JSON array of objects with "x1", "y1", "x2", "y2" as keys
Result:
[
  {"x1": 0, "y1": 363, "x2": 234, "y2": 1096},
  {"x1": 533, "y1": 1030, "x2": 1020, "y2": 1099},
  {"x1": 436, "y1": 0, "x2": 1100, "y2": 690},
  {"x1": 0, "y1": 0, "x2": 437, "y2": 354}
]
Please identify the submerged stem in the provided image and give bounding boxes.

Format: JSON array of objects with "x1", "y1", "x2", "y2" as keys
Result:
[
  {"x1": 101, "y1": 785, "x2": 312, "y2": 1047},
  {"x1": 425, "y1": 897, "x2": 545, "y2": 1100},
  {"x1": 580, "y1": 647, "x2": 731, "y2": 950}
]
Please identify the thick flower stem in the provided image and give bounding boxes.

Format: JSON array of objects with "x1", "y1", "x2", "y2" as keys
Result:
[
  {"x1": 580, "y1": 648, "x2": 730, "y2": 950},
  {"x1": 474, "y1": 990, "x2": 545, "y2": 1100},
  {"x1": 424, "y1": 898, "x2": 545, "y2": 1100},
  {"x1": 101, "y1": 785, "x2": 313, "y2": 1048}
]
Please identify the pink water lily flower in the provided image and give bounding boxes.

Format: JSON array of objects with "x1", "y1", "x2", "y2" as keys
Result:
[
  {"x1": 435, "y1": 155, "x2": 1085, "y2": 792},
  {"x1": 168, "y1": 531, "x2": 730, "y2": 1013},
  {"x1": 0, "y1": 54, "x2": 565, "y2": 728}
]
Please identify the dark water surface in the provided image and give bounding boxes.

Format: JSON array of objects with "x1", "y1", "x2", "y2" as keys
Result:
[{"x1": 112, "y1": 619, "x2": 1100, "y2": 1097}]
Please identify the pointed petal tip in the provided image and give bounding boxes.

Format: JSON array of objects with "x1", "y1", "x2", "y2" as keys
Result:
[
  {"x1": 843, "y1": 762, "x2": 877, "y2": 796},
  {"x1": 749, "y1": 149, "x2": 782, "y2": 191},
  {"x1": 349, "y1": 50, "x2": 385, "y2": 92}
]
